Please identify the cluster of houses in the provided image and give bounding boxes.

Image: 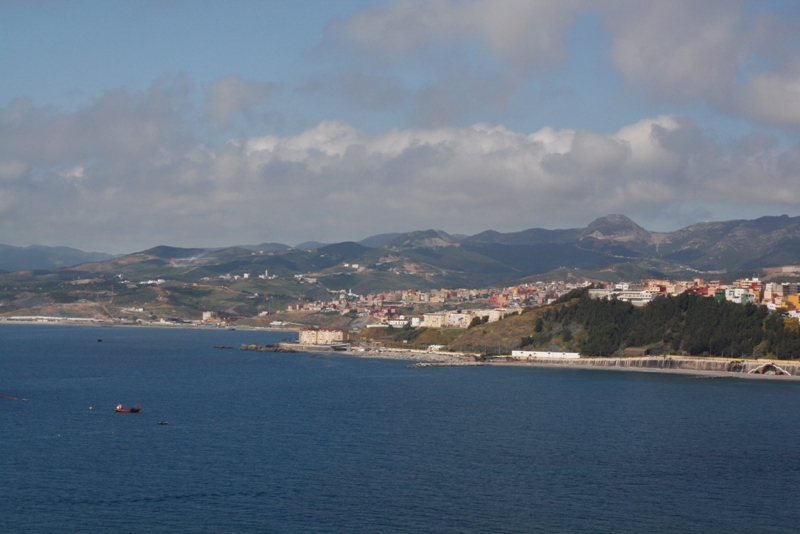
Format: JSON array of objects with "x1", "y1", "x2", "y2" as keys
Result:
[
  {"x1": 285, "y1": 282, "x2": 580, "y2": 316},
  {"x1": 295, "y1": 308, "x2": 525, "y2": 346},
  {"x1": 292, "y1": 275, "x2": 800, "y2": 346},
  {"x1": 189, "y1": 261, "x2": 800, "y2": 344},
  {"x1": 290, "y1": 283, "x2": 588, "y2": 345},
  {"x1": 589, "y1": 277, "x2": 800, "y2": 316},
  {"x1": 367, "y1": 307, "x2": 523, "y2": 330}
]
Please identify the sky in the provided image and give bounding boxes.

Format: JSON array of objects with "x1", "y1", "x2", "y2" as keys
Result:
[{"x1": 2, "y1": 0, "x2": 800, "y2": 254}]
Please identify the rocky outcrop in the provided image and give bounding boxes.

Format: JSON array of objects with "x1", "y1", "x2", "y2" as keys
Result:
[
  {"x1": 240, "y1": 343, "x2": 297, "y2": 353},
  {"x1": 748, "y1": 362, "x2": 793, "y2": 375}
]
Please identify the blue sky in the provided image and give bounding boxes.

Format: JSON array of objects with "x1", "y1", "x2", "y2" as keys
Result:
[{"x1": 2, "y1": 0, "x2": 800, "y2": 253}]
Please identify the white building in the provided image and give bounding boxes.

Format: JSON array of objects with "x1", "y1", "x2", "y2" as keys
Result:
[
  {"x1": 445, "y1": 312, "x2": 472, "y2": 328},
  {"x1": 588, "y1": 289, "x2": 656, "y2": 306},
  {"x1": 510, "y1": 351, "x2": 580, "y2": 359}
]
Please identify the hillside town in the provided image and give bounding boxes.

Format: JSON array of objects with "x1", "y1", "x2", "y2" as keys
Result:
[
  {"x1": 5, "y1": 247, "x2": 800, "y2": 343},
  {"x1": 268, "y1": 273, "x2": 800, "y2": 345}
]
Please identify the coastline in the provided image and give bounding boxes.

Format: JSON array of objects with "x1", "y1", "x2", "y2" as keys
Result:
[
  {"x1": 487, "y1": 359, "x2": 800, "y2": 380},
  {"x1": 0, "y1": 318, "x2": 298, "y2": 332},
  {"x1": 3, "y1": 320, "x2": 798, "y2": 381},
  {"x1": 336, "y1": 348, "x2": 800, "y2": 381}
]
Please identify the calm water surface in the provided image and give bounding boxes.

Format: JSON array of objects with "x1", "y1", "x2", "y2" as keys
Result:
[{"x1": 2, "y1": 324, "x2": 800, "y2": 533}]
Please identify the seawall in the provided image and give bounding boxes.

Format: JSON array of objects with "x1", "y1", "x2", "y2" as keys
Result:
[{"x1": 512, "y1": 356, "x2": 800, "y2": 377}]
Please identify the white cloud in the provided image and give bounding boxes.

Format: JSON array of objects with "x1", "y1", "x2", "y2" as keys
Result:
[
  {"x1": 613, "y1": 115, "x2": 683, "y2": 173},
  {"x1": 0, "y1": 79, "x2": 189, "y2": 165},
  {"x1": 205, "y1": 75, "x2": 276, "y2": 127},
  {"x1": 298, "y1": 72, "x2": 410, "y2": 111},
  {"x1": 0, "y1": 159, "x2": 28, "y2": 183},
  {"x1": 58, "y1": 165, "x2": 86, "y2": 185},
  {"x1": 739, "y1": 70, "x2": 800, "y2": 126},
  {"x1": 606, "y1": 0, "x2": 748, "y2": 103},
  {"x1": 2, "y1": 77, "x2": 799, "y2": 252},
  {"x1": 333, "y1": 0, "x2": 584, "y2": 69},
  {"x1": 332, "y1": 0, "x2": 800, "y2": 127},
  {"x1": 604, "y1": 0, "x2": 800, "y2": 128}
]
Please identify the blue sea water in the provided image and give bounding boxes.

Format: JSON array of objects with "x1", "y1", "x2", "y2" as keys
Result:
[{"x1": 2, "y1": 324, "x2": 800, "y2": 533}]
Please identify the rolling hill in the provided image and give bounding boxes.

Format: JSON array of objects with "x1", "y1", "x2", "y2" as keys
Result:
[
  {"x1": 0, "y1": 244, "x2": 114, "y2": 272},
  {"x1": 5, "y1": 214, "x2": 800, "y2": 290}
]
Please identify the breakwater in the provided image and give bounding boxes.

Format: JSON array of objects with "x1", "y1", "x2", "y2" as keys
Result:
[
  {"x1": 513, "y1": 356, "x2": 800, "y2": 377},
  {"x1": 407, "y1": 362, "x2": 486, "y2": 368},
  {"x1": 241, "y1": 343, "x2": 298, "y2": 353}
]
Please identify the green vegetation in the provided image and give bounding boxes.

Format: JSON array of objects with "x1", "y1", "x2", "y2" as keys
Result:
[
  {"x1": 356, "y1": 290, "x2": 800, "y2": 360},
  {"x1": 540, "y1": 289, "x2": 800, "y2": 359},
  {"x1": 357, "y1": 325, "x2": 463, "y2": 350},
  {"x1": 445, "y1": 310, "x2": 545, "y2": 355}
]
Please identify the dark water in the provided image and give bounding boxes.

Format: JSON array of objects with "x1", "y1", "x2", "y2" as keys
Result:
[{"x1": 2, "y1": 325, "x2": 800, "y2": 533}]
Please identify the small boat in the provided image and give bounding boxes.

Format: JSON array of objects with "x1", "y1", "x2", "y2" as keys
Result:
[{"x1": 115, "y1": 403, "x2": 141, "y2": 413}]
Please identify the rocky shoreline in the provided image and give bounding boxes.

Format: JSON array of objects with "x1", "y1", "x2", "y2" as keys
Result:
[{"x1": 240, "y1": 343, "x2": 299, "y2": 353}]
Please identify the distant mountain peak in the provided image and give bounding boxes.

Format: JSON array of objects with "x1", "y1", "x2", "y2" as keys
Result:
[
  {"x1": 295, "y1": 241, "x2": 328, "y2": 251},
  {"x1": 358, "y1": 232, "x2": 404, "y2": 248},
  {"x1": 384, "y1": 230, "x2": 459, "y2": 250},
  {"x1": 579, "y1": 214, "x2": 652, "y2": 243},
  {"x1": 316, "y1": 241, "x2": 371, "y2": 258},
  {"x1": 585, "y1": 214, "x2": 640, "y2": 231},
  {"x1": 0, "y1": 244, "x2": 115, "y2": 272}
]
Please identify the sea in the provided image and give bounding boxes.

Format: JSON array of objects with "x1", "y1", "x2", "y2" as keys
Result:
[{"x1": 2, "y1": 324, "x2": 800, "y2": 533}]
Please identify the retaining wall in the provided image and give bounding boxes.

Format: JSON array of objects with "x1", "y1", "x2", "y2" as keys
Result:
[{"x1": 519, "y1": 356, "x2": 800, "y2": 376}]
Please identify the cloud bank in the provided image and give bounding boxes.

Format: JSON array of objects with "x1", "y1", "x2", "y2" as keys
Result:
[{"x1": 1, "y1": 80, "x2": 798, "y2": 253}]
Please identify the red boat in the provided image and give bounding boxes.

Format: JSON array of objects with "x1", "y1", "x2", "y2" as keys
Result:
[{"x1": 115, "y1": 403, "x2": 141, "y2": 413}]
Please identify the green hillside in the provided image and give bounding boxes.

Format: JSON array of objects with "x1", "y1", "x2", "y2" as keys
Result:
[{"x1": 357, "y1": 289, "x2": 800, "y2": 360}]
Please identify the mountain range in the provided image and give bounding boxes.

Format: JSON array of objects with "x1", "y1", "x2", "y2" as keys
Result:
[
  {"x1": 0, "y1": 245, "x2": 114, "y2": 273},
  {"x1": 4, "y1": 214, "x2": 800, "y2": 287}
]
